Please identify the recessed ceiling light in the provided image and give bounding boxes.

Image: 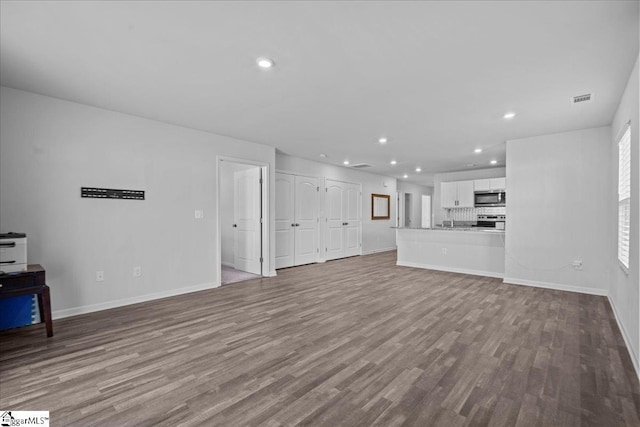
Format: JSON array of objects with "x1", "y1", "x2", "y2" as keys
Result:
[
  {"x1": 415, "y1": 167, "x2": 421, "y2": 172},
  {"x1": 474, "y1": 148, "x2": 482, "y2": 153},
  {"x1": 343, "y1": 160, "x2": 350, "y2": 165},
  {"x1": 490, "y1": 160, "x2": 498, "y2": 165},
  {"x1": 403, "y1": 174, "x2": 408, "y2": 179},
  {"x1": 503, "y1": 112, "x2": 516, "y2": 119},
  {"x1": 379, "y1": 137, "x2": 387, "y2": 144},
  {"x1": 256, "y1": 57, "x2": 275, "y2": 69},
  {"x1": 319, "y1": 153, "x2": 327, "y2": 158},
  {"x1": 390, "y1": 160, "x2": 397, "y2": 165}
]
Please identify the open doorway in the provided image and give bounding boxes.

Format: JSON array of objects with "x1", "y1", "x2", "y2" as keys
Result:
[
  {"x1": 404, "y1": 193, "x2": 412, "y2": 227},
  {"x1": 218, "y1": 158, "x2": 268, "y2": 286},
  {"x1": 397, "y1": 182, "x2": 434, "y2": 229}
]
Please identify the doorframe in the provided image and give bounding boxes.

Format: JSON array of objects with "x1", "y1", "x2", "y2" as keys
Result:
[
  {"x1": 397, "y1": 191, "x2": 408, "y2": 228},
  {"x1": 404, "y1": 192, "x2": 412, "y2": 227},
  {"x1": 216, "y1": 156, "x2": 270, "y2": 286}
]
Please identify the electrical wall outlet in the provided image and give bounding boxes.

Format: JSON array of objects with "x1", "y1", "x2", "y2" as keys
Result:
[
  {"x1": 96, "y1": 271, "x2": 104, "y2": 282},
  {"x1": 133, "y1": 266, "x2": 142, "y2": 277},
  {"x1": 194, "y1": 209, "x2": 204, "y2": 219},
  {"x1": 572, "y1": 260, "x2": 583, "y2": 270}
]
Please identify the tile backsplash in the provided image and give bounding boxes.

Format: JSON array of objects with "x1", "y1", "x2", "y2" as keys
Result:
[{"x1": 444, "y1": 207, "x2": 506, "y2": 222}]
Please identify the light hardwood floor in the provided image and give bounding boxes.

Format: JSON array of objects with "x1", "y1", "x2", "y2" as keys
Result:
[{"x1": 1, "y1": 251, "x2": 638, "y2": 426}]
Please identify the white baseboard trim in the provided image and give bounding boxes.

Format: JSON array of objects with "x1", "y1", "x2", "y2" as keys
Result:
[
  {"x1": 52, "y1": 281, "x2": 220, "y2": 320},
  {"x1": 264, "y1": 270, "x2": 277, "y2": 277},
  {"x1": 397, "y1": 261, "x2": 504, "y2": 279},
  {"x1": 607, "y1": 295, "x2": 640, "y2": 380},
  {"x1": 502, "y1": 277, "x2": 608, "y2": 296},
  {"x1": 362, "y1": 247, "x2": 397, "y2": 255},
  {"x1": 221, "y1": 261, "x2": 234, "y2": 268}
]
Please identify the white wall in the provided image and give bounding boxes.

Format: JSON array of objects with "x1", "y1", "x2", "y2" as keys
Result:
[
  {"x1": 219, "y1": 161, "x2": 256, "y2": 267},
  {"x1": 0, "y1": 87, "x2": 276, "y2": 317},
  {"x1": 276, "y1": 153, "x2": 397, "y2": 255},
  {"x1": 397, "y1": 181, "x2": 433, "y2": 227},
  {"x1": 504, "y1": 127, "x2": 611, "y2": 296},
  {"x1": 433, "y1": 167, "x2": 506, "y2": 225},
  {"x1": 609, "y1": 55, "x2": 639, "y2": 373}
]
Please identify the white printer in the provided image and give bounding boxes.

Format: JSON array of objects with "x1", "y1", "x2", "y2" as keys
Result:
[{"x1": 0, "y1": 232, "x2": 27, "y2": 273}]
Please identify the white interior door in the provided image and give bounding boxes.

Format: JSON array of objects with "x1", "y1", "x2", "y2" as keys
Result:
[
  {"x1": 325, "y1": 180, "x2": 345, "y2": 261},
  {"x1": 234, "y1": 167, "x2": 262, "y2": 275},
  {"x1": 294, "y1": 175, "x2": 319, "y2": 265},
  {"x1": 326, "y1": 179, "x2": 361, "y2": 260},
  {"x1": 343, "y1": 182, "x2": 361, "y2": 257},
  {"x1": 421, "y1": 195, "x2": 432, "y2": 228},
  {"x1": 275, "y1": 172, "x2": 295, "y2": 269}
]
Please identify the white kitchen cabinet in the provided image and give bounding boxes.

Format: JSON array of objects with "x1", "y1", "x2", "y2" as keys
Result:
[
  {"x1": 441, "y1": 180, "x2": 474, "y2": 208},
  {"x1": 474, "y1": 177, "x2": 506, "y2": 192},
  {"x1": 457, "y1": 180, "x2": 475, "y2": 207},
  {"x1": 441, "y1": 181, "x2": 459, "y2": 208},
  {"x1": 489, "y1": 177, "x2": 506, "y2": 190},
  {"x1": 474, "y1": 179, "x2": 491, "y2": 192}
]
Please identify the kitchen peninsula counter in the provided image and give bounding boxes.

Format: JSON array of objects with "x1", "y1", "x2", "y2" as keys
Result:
[
  {"x1": 395, "y1": 227, "x2": 505, "y2": 278},
  {"x1": 393, "y1": 226, "x2": 505, "y2": 233}
]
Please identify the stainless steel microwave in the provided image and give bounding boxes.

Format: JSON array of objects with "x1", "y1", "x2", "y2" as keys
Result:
[{"x1": 474, "y1": 191, "x2": 506, "y2": 207}]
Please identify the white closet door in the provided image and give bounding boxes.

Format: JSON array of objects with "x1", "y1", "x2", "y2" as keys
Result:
[
  {"x1": 325, "y1": 180, "x2": 345, "y2": 261},
  {"x1": 275, "y1": 173, "x2": 295, "y2": 269},
  {"x1": 325, "y1": 179, "x2": 361, "y2": 260},
  {"x1": 294, "y1": 175, "x2": 319, "y2": 265},
  {"x1": 343, "y1": 182, "x2": 361, "y2": 257},
  {"x1": 234, "y1": 168, "x2": 262, "y2": 275}
]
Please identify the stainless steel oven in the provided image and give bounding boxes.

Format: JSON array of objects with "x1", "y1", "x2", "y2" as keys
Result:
[
  {"x1": 474, "y1": 191, "x2": 505, "y2": 207},
  {"x1": 475, "y1": 215, "x2": 506, "y2": 228}
]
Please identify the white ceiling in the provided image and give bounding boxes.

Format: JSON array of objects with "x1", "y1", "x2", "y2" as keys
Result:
[{"x1": 1, "y1": 1, "x2": 638, "y2": 185}]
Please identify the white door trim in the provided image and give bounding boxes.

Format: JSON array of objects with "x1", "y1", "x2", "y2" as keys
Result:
[{"x1": 216, "y1": 156, "x2": 270, "y2": 286}]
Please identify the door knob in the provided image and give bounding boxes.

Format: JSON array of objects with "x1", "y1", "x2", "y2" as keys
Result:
[
  {"x1": 291, "y1": 223, "x2": 296, "y2": 227},
  {"x1": 232, "y1": 224, "x2": 237, "y2": 228},
  {"x1": 295, "y1": 223, "x2": 300, "y2": 227}
]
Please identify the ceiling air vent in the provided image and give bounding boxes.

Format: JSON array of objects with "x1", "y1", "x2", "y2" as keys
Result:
[
  {"x1": 350, "y1": 163, "x2": 372, "y2": 169},
  {"x1": 572, "y1": 93, "x2": 592, "y2": 104}
]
